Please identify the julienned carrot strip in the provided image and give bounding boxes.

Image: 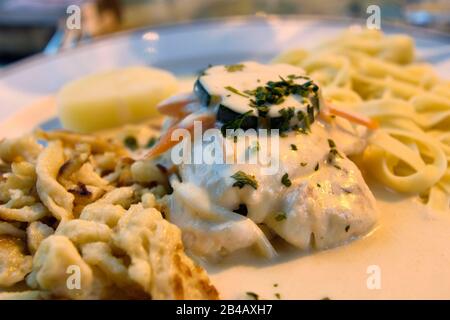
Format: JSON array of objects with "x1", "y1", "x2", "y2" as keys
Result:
[
  {"x1": 156, "y1": 92, "x2": 198, "y2": 117},
  {"x1": 143, "y1": 113, "x2": 216, "y2": 159},
  {"x1": 327, "y1": 106, "x2": 379, "y2": 130}
]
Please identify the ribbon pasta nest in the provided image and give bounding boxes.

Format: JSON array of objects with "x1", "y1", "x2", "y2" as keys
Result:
[
  {"x1": 0, "y1": 130, "x2": 218, "y2": 299},
  {"x1": 274, "y1": 29, "x2": 450, "y2": 211}
]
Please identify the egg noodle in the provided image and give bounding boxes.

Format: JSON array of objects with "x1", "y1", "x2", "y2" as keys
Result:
[{"x1": 274, "y1": 28, "x2": 450, "y2": 211}]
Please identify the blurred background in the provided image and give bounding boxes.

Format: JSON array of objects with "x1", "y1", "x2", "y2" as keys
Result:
[{"x1": 0, "y1": 0, "x2": 449, "y2": 67}]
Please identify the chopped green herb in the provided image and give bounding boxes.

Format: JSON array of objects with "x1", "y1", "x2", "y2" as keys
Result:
[
  {"x1": 300, "y1": 162, "x2": 307, "y2": 167},
  {"x1": 275, "y1": 211, "x2": 287, "y2": 221},
  {"x1": 225, "y1": 86, "x2": 249, "y2": 98},
  {"x1": 249, "y1": 100, "x2": 270, "y2": 116},
  {"x1": 146, "y1": 136, "x2": 157, "y2": 148},
  {"x1": 275, "y1": 293, "x2": 281, "y2": 299},
  {"x1": 247, "y1": 76, "x2": 320, "y2": 123},
  {"x1": 307, "y1": 104, "x2": 315, "y2": 123},
  {"x1": 221, "y1": 110, "x2": 253, "y2": 135},
  {"x1": 345, "y1": 225, "x2": 350, "y2": 232},
  {"x1": 314, "y1": 163, "x2": 319, "y2": 171},
  {"x1": 246, "y1": 292, "x2": 259, "y2": 300},
  {"x1": 251, "y1": 141, "x2": 260, "y2": 152},
  {"x1": 333, "y1": 164, "x2": 342, "y2": 170},
  {"x1": 328, "y1": 139, "x2": 336, "y2": 149},
  {"x1": 231, "y1": 171, "x2": 258, "y2": 190},
  {"x1": 326, "y1": 139, "x2": 342, "y2": 165},
  {"x1": 278, "y1": 107, "x2": 295, "y2": 134},
  {"x1": 123, "y1": 136, "x2": 138, "y2": 150},
  {"x1": 225, "y1": 64, "x2": 245, "y2": 72},
  {"x1": 273, "y1": 283, "x2": 279, "y2": 287},
  {"x1": 290, "y1": 144, "x2": 298, "y2": 151},
  {"x1": 327, "y1": 148, "x2": 341, "y2": 163},
  {"x1": 294, "y1": 124, "x2": 308, "y2": 135},
  {"x1": 287, "y1": 74, "x2": 309, "y2": 80},
  {"x1": 322, "y1": 297, "x2": 331, "y2": 300},
  {"x1": 296, "y1": 110, "x2": 311, "y2": 133},
  {"x1": 281, "y1": 173, "x2": 292, "y2": 187}
]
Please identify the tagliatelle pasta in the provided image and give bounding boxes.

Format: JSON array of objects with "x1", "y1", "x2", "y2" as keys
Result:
[{"x1": 274, "y1": 28, "x2": 450, "y2": 210}]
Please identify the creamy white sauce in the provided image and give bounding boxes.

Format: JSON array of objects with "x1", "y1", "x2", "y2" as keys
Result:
[
  {"x1": 200, "y1": 62, "x2": 314, "y2": 117},
  {"x1": 204, "y1": 181, "x2": 450, "y2": 299},
  {"x1": 169, "y1": 116, "x2": 377, "y2": 259},
  {"x1": 170, "y1": 63, "x2": 378, "y2": 259}
]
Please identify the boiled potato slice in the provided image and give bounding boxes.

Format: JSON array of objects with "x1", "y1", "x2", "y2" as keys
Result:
[{"x1": 57, "y1": 66, "x2": 178, "y2": 133}]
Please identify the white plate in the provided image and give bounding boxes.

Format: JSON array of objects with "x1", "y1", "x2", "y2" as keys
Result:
[{"x1": 0, "y1": 16, "x2": 449, "y2": 300}]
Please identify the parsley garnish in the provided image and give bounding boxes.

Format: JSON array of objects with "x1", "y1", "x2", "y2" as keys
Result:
[
  {"x1": 300, "y1": 162, "x2": 307, "y2": 167},
  {"x1": 275, "y1": 211, "x2": 287, "y2": 221},
  {"x1": 231, "y1": 171, "x2": 258, "y2": 190},
  {"x1": 314, "y1": 163, "x2": 320, "y2": 171},
  {"x1": 124, "y1": 136, "x2": 138, "y2": 150},
  {"x1": 250, "y1": 141, "x2": 260, "y2": 152},
  {"x1": 225, "y1": 64, "x2": 245, "y2": 72},
  {"x1": 281, "y1": 173, "x2": 292, "y2": 187},
  {"x1": 296, "y1": 110, "x2": 311, "y2": 133},
  {"x1": 246, "y1": 291, "x2": 259, "y2": 300},
  {"x1": 328, "y1": 139, "x2": 336, "y2": 148},
  {"x1": 287, "y1": 74, "x2": 309, "y2": 80},
  {"x1": 221, "y1": 110, "x2": 253, "y2": 136},
  {"x1": 225, "y1": 86, "x2": 249, "y2": 98},
  {"x1": 345, "y1": 225, "x2": 350, "y2": 232},
  {"x1": 290, "y1": 144, "x2": 298, "y2": 151},
  {"x1": 247, "y1": 76, "x2": 319, "y2": 122},
  {"x1": 326, "y1": 139, "x2": 342, "y2": 165},
  {"x1": 246, "y1": 292, "x2": 259, "y2": 300},
  {"x1": 278, "y1": 107, "x2": 295, "y2": 133},
  {"x1": 275, "y1": 293, "x2": 281, "y2": 299}
]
